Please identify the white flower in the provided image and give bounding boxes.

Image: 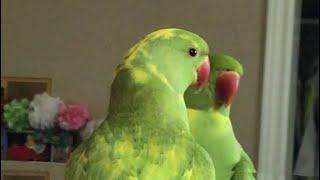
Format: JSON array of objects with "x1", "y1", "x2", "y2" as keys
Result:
[
  {"x1": 28, "y1": 92, "x2": 62, "y2": 130},
  {"x1": 80, "y1": 118, "x2": 104, "y2": 140}
]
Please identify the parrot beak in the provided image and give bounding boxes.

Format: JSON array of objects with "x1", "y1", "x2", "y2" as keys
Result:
[
  {"x1": 215, "y1": 71, "x2": 240, "y2": 105},
  {"x1": 193, "y1": 56, "x2": 210, "y2": 90}
]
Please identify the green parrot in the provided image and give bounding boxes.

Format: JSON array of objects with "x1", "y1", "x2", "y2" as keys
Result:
[
  {"x1": 184, "y1": 54, "x2": 256, "y2": 180},
  {"x1": 65, "y1": 28, "x2": 216, "y2": 180}
]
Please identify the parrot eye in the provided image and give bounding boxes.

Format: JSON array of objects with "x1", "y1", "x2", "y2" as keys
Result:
[{"x1": 188, "y1": 48, "x2": 197, "y2": 57}]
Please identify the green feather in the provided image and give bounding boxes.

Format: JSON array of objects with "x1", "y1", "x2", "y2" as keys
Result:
[{"x1": 65, "y1": 28, "x2": 215, "y2": 180}]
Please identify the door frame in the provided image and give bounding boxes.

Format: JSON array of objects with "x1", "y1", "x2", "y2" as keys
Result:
[{"x1": 257, "y1": 0, "x2": 302, "y2": 179}]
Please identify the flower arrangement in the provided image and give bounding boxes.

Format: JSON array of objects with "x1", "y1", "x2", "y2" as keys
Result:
[
  {"x1": 3, "y1": 93, "x2": 91, "y2": 133},
  {"x1": 2, "y1": 92, "x2": 93, "y2": 162}
]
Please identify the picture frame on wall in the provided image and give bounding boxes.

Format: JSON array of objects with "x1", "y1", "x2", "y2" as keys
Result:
[{"x1": 1, "y1": 77, "x2": 52, "y2": 102}]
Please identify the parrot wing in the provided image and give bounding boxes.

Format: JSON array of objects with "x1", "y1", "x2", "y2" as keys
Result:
[{"x1": 231, "y1": 150, "x2": 256, "y2": 180}]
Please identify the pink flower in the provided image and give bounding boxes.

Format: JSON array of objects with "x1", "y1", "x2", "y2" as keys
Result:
[{"x1": 56, "y1": 103, "x2": 90, "y2": 131}]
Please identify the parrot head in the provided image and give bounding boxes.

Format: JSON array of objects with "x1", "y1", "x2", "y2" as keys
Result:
[
  {"x1": 210, "y1": 54, "x2": 243, "y2": 106},
  {"x1": 184, "y1": 53, "x2": 243, "y2": 110},
  {"x1": 120, "y1": 28, "x2": 211, "y2": 93}
]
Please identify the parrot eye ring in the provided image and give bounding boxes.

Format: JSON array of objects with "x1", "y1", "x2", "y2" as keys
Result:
[{"x1": 188, "y1": 48, "x2": 197, "y2": 57}]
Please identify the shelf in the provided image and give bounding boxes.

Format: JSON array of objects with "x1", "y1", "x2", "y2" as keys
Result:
[
  {"x1": 1, "y1": 160, "x2": 66, "y2": 166},
  {"x1": 1, "y1": 160, "x2": 66, "y2": 180}
]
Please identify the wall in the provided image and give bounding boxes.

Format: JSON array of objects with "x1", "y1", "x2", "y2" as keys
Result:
[{"x1": 1, "y1": 0, "x2": 266, "y2": 165}]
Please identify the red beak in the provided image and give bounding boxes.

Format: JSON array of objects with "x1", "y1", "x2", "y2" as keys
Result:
[
  {"x1": 194, "y1": 57, "x2": 210, "y2": 90},
  {"x1": 216, "y1": 71, "x2": 240, "y2": 105}
]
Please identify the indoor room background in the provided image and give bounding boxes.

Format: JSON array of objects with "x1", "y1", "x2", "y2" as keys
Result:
[
  {"x1": 2, "y1": 0, "x2": 318, "y2": 180},
  {"x1": 1, "y1": 0, "x2": 266, "y2": 165}
]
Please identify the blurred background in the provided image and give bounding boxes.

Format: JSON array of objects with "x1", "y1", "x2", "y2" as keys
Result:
[
  {"x1": 293, "y1": 0, "x2": 319, "y2": 179},
  {"x1": 0, "y1": 0, "x2": 318, "y2": 180}
]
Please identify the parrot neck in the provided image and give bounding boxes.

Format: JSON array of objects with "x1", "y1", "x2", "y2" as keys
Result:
[
  {"x1": 184, "y1": 85, "x2": 213, "y2": 110},
  {"x1": 184, "y1": 83, "x2": 232, "y2": 117},
  {"x1": 107, "y1": 68, "x2": 190, "y2": 134}
]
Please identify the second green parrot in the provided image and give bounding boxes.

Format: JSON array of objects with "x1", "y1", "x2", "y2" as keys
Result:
[{"x1": 184, "y1": 54, "x2": 256, "y2": 180}]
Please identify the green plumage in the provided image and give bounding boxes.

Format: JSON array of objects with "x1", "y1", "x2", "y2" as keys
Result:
[
  {"x1": 65, "y1": 28, "x2": 215, "y2": 180},
  {"x1": 185, "y1": 54, "x2": 256, "y2": 180}
]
